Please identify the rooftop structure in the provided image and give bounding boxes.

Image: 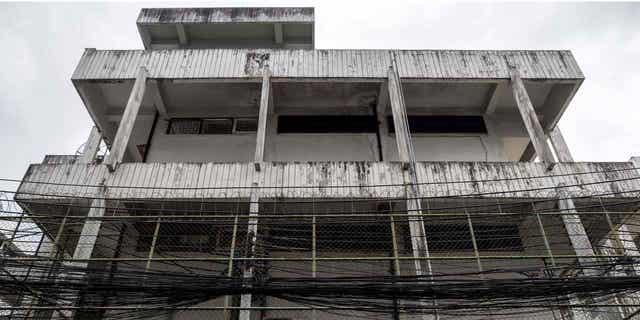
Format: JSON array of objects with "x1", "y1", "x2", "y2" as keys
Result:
[
  {"x1": 2, "y1": 7, "x2": 640, "y2": 320},
  {"x1": 137, "y1": 7, "x2": 314, "y2": 49}
]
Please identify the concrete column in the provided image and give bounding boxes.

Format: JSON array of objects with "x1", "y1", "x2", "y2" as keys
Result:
[
  {"x1": 71, "y1": 192, "x2": 106, "y2": 268},
  {"x1": 509, "y1": 68, "x2": 556, "y2": 169},
  {"x1": 375, "y1": 80, "x2": 389, "y2": 161},
  {"x1": 388, "y1": 61, "x2": 436, "y2": 320},
  {"x1": 78, "y1": 126, "x2": 102, "y2": 164},
  {"x1": 556, "y1": 187, "x2": 598, "y2": 271},
  {"x1": 240, "y1": 69, "x2": 271, "y2": 320},
  {"x1": 548, "y1": 128, "x2": 620, "y2": 319},
  {"x1": 104, "y1": 67, "x2": 149, "y2": 170},
  {"x1": 254, "y1": 68, "x2": 271, "y2": 170},
  {"x1": 548, "y1": 127, "x2": 572, "y2": 162},
  {"x1": 73, "y1": 67, "x2": 149, "y2": 266},
  {"x1": 66, "y1": 68, "x2": 147, "y2": 318},
  {"x1": 239, "y1": 188, "x2": 260, "y2": 320},
  {"x1": 387, "y1": 66, "x2": 412, "y2": 164}
]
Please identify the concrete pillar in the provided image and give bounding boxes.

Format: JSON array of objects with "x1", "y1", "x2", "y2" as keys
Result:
[
  {"x1": 388, "y1": 60, "x2": 436, "y2": 320},
  {"x1": 78, "y1": 126, "x2": 102, "y2": 164},
  {"x1": 239, "y1": 68, "x2": 272, "y2": 320},
  {"x1": 548, "y1": 128, "x2": 625, "y2": 319},
  {"x1": 374, "y1": 80, "x2": 389, "y2": 161},
  {"x1": 66, "y1": 68, "x2": 148, "y2": 318},
  {"x1": 104, "y1": 67, "x2": 149, "y2": 170},
  {"x1": 254, "y1": 68, "x2": 271, "y2": 170},
  {"x1": 548, "y1": 126, "x2": 572, "y2": 162},
  {"x1": 72, "y1": 193, "x2": 106, "y2": 268},
  {"x1": 509, "y1": 68, "x2": 555, "y2": 169},
  {"x1": 506, "y1": 83, "x2": 600, "y2": 317},
  {"x1": 239, "y1": 188, "x2": 260, "y2": 320},
  {"x1": 73, "y1": 67, "x2": 149, "y2": 265}
]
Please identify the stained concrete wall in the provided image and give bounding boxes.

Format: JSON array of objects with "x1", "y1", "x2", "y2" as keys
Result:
[
  {"x1": 144, "y1": 114, "x2": 530, "y2": 163},
  {"x1": 145, "y1": 120, "x2": 257, "y2": 162}
]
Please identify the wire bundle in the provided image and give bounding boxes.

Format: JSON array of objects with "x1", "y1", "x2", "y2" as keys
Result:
[{"x1": 2, "y1": 259, "x2": 640, "y2": 319}]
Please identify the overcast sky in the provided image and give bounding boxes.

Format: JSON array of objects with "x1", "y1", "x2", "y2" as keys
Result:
[{"x1": 0, "y1": 1, "x2": 639, "y2": 191}]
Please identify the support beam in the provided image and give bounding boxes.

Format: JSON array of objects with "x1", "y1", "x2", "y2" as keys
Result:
[
  {"x1": 388, "y1": 61, "x2": 436, "y2": 319},
  {"x1": 78, "y1": 126, "x2": 101, "y2": 164},
  {"x1": 274, "y1": 23, "x2": 283, "y2": 44},
  {"x1": 176, "y1": 24, "x2": 188, "y2": 46},
  {"x1": 254, "y1": 68, "x2": 271, "y2": 171},
  {"x1": 617, "y1": 224, "x2": 640, "y2": 275},
  {"x1": 557, "y1": 191, "x2": 598, "y2": 271},
  {"x1": 549, "y1": 126, "x2": 573, "y2": 162},
  {"x1": 548, "y1": 133, "x2": 606, "y2": 319},
  {"x1": 377, "y1": 80, "x2": 390, "y2": 116},
  {"x1": 510, "y1": 68, "x2": 556, "y2": 169},
  {"x1": 239, "y1": 186, "x2": 260, "y2": 320},
  {"x1": 72, "y1": 192, "x2": 106, "y2": 267},
  {"x1": 147, "y1": 80, "x2": 169, "y2": 120},
  {"x1": 387, "y1": 66, "x2": 412, "y2": 164},
  {"x1": 374, "y1": 80, "x2": 389, "y2": 161},
  {"x1": 104, "y1": 67, "x2": 148, "y2": 170},
  {"x1": 243, "y1": 79, "x2": 272, "y2": 317}
]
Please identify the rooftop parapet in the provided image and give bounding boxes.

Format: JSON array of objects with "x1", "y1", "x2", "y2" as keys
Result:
[{"x1": 137, "y1": 7, "x2": 315, "y2": 49}]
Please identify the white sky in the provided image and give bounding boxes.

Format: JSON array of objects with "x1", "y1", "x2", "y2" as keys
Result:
[{"x1": 0, "y1": 1, "x2": 639, "y2": 191}]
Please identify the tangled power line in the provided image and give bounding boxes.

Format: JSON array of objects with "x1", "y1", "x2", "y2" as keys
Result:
[{"x1": 0, "y1": 165, "x2": 639, "y2": 319}]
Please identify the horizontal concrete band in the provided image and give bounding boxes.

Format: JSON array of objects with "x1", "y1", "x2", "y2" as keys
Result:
[
  {"x1": 72, "y1": 49, "x2": 583, "y2": 80},
  {"x1": 138, "y1": 7, "x2": 314, "y2": 24},
  {"x1": 17, "y1": 161, "x2": 639, "y2": 200}
]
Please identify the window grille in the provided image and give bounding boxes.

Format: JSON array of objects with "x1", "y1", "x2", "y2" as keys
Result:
[{"x1": 168, "y1": 119, "x2": 201, "y2": 134}]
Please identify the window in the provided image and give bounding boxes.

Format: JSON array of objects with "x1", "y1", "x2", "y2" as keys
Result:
[
  {"x1": 387, "y1": 115, "x2": 487, "y2": 134},
  {"x1": 202, "y1": 118, "x2": 233, "y2": 134},
  {"x1": 277, "y1": 115, "x2": 378, "y2": 134},
  {"x1": 168, "y1": 119, "x2": 201, "y2": 134},
  {"x1": 167, "y1": 118, "x2": 257, "y2": 134},
  {"x1": 235, "y1": 118, "x2": 259, "y2": 132}
]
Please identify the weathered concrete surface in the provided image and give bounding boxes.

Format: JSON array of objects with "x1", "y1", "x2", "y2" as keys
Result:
[
  {"x1": 72, "y1": 49, "x2": 583, "y2": 80},
  {"x1": 16, "y1": 161, "x2": 640, "y2": 201}
]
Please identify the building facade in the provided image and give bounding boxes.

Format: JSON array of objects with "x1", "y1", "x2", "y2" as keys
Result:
[{"x1": 4, "y1": 7, "x2": 640, "y2": 320}]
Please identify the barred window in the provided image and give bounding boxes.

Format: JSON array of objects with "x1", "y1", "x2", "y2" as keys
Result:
[
  {"x1": 167, "y1": 118, "x2": 258, "y2": 135},
  {"x1": 202, "y1": 118, "x2": 233, "y2": 134},
  {"x1": 168, "y1": 119, "x2": 201, "y2": 134},
  {"x1": 235, "y1": 118, "x2": 259, "y2": 132}
]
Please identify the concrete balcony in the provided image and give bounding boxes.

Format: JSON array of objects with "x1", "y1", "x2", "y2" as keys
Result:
[{"x1": 16, "y1": 160, "x2": 640, "y2": 202}]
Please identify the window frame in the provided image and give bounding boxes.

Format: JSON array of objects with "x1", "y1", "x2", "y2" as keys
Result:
[
  {"x1": 166, "y1": 117, "x2": 259, "y2": 135},
  {"x1": 276, "y1": 115, "x2": 379, "y2": 135},
  {"x1": 386, "y1": 115, "x2": 488, "y2": 136}
]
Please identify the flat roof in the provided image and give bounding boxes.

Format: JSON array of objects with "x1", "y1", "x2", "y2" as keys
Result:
[
  {"x1": 137, "y1": 8, "x2": 315, "y2": 49},
  {"x1": 137, "y1": 7, "x2": 314, "y2": 24}
]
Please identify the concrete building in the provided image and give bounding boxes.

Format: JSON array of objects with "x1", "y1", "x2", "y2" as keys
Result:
[{"x1": 4, "y1": 7, "x2": 640, "y2": 320}]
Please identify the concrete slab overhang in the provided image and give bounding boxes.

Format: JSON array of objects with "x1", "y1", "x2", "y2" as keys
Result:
[
  {"x1": 137, "y1": 7, "x2": 315, "y2": 49},
  {"x1": 14, "y1": 160, "x2": 640, "y2": 246},
  {"x1": 71, "y1": 48, "x2": 583, "y2": 159}
]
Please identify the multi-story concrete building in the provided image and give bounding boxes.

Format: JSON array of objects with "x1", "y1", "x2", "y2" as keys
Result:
[{"x1": 4, "y1": 7, "x2": 640, "y2": 320}]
